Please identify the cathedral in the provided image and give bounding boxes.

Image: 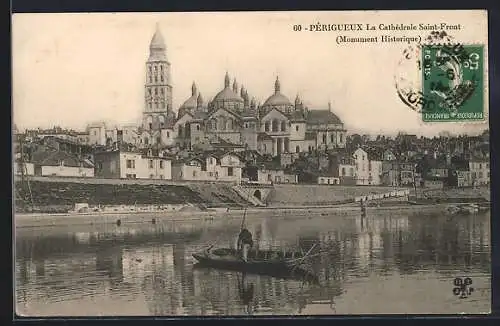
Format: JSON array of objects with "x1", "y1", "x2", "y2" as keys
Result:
[{"x1": 91, "y1": 25, "x2": 348, "y2": 156}]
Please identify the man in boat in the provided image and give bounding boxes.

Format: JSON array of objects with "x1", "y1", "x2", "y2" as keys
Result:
[
  {"x1": 237, "y1": 227, "x2": 254, "y2": 262},
  {"x1": 238, "y1": 272, "x2": 254, "y2": 315}
]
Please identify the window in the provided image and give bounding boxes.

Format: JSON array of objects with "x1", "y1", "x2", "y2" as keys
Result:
[
  {"x1": 350, "y1": 168, "x2": 354, "y2": 176},
  {"x1": 193, "y1": 170, "x2": 197, "y2": 177},
  {"x1": 265, "y1": 122, "x2": 270, "y2": 132},
  {"x1": 331, "y1": 134, "x2": 334, "y2": 143},
  {"x1": 149, "y1": 160, "x2": 153, "y2": 168},
  {"x1": 94, "y1": 131, "x2": 97, "y2": 136},
  {"x1": 145, "y1": 138, "x2": 149, "y2": 145},
  {"x1": 295, "y1": 125, "x2": 299, "y2": 132},
  {"x1": 157, "y1": 137, "x2": 161, "y2": 144},
  {"x1": 281, "y1": 121, "x2": 286, "y2": 132},
  {"x1": 160, "y1": 160, "x2": 164, "y2": 169},
  {"x1": 196, "y1": 125, "x2": 200, "y2": 131},
  {"x1": 150, "y1": 174, "x2": 154, "y2": 179},
  {"x1": 228, "y1": 167, "x2": 234, "y2": 176},
  {"x1": 322, "y1": 134, "x2": 326, "y2": 143},
  {"x1": 272, "y1": 120, "x2": 279, "y2": 132},
  {"x1": 126, "y1": 160, "x2": 135, "y2": 169},
  {"x1": 342, "y1": 167, "x2": 346, "y2": 176},
  {"x1": 167, "y1": 131, "x2": 170, "y2": 137},
  {"x1": 296, "y1": 145, "x2": 300, "y2": 153}
]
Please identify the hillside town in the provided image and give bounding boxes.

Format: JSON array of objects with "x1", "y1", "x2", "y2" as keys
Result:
[
  {"x1": 13, "y1": 123, "x2": 490, "y2": 189},
  {"x1": 13, "y1": 25, "x2": 490, "y2": 191}
]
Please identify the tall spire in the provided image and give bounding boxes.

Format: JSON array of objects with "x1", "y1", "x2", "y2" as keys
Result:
[
  {"x1": 233, "y1": 78, "x2": 238, "y2": 93},
  {"x1": 149, "y1": 23, "x2": 167, "y2": 61},
  {"x1": 224, "y1": 72, "x2": 230, "y2": 88},
  {"x1": 197, "y1": 93, "x2": 203, "y2": 107},
  {"x1": 240, "y1": 85, "x2": 245, "y2": 98},
  {"x1": 274, "y1": 76, "x2": 281, "y2": 94},
  {"x1": 295, "y1": 93, "x2": 301, "y2": 105},
  {"x1": 328, "y1": 100, "x2": 332, "y2": 111},
  {"x1": 191, "y1": 82, "x2": 197, "y2": 96}
]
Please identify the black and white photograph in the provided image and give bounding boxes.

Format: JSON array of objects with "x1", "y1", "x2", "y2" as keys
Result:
[{"x1": 13, "y1": 10, "x2": 490, "y2": 316}]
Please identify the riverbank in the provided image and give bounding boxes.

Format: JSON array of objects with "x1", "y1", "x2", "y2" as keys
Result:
[{"x1": 15, "y1": 202, "x2": 460, "y2": 230}]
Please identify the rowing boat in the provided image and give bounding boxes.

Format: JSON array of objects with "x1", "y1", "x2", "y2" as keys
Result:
[{"x1": 192, "y1": 246, "x2": 318, "y2": 282}]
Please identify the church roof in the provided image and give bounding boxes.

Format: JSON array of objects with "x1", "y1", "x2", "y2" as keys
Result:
[
  {"x1": 212, "y1": 72, "x2": 244, "y2": 104},
  {"x1": 180, "y1": 82, "x2": 199, "y2": 111},
  {"x1": 148, "y1": 24, "x2": 167, "y2": 61},
  {"x1": 213, "y1": 87, "x2": 244, "y2": 103},
  {"x1": 263, "y1": 93, "x2": 292, "y2": 107},
  {"x1": 289, "y1": 110, "x2": 306, "y2": 122},
  {"x1": 306, "y1": 110, "x2": 343, "y2": 125},
  {"x1": 180, "y1": 95, "x2": 197, "y2": 111},
  {"x1": 262, "y1": 77, "x2": 292, "y2": 107},
  {"x1": 150, "y1": 25, "x2": 166, "y2": 50}
]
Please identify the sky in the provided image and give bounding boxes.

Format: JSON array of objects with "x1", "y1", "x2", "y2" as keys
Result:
[{"x1": 12, "y1": 11, "x2": 488, "y2": 136}]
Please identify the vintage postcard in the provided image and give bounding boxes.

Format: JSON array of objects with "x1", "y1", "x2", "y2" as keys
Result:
[{"x1": 13, "y1": 10, "x2": 490, "y2": 316}]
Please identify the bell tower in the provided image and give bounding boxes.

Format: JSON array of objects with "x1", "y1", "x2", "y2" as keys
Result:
[{"x1": 143, "y1": 23, "x2": 174, "y2": 131}]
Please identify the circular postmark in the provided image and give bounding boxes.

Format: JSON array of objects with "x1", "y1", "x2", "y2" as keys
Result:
[{"x1": 394, "y1": 31, "x2": 482, "y2": 119}]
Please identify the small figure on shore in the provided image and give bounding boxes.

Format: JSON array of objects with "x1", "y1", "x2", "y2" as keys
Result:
[{"x1": 238, "y1": 227, "x2": 254, "y2": 262}]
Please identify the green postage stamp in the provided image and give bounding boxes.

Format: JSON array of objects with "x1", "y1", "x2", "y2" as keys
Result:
[{"x1": 421, "y1": 44, "x2": 485, "y2": 122}]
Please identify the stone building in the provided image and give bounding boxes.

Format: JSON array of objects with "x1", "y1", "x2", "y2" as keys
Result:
[{"x1": 85, "y1": 25, "x2": 348, "y2": 158}]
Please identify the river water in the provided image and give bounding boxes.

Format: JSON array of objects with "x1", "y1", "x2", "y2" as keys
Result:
[{"x1": 15, "y1": 210, "x2": 491, "y2": 316}]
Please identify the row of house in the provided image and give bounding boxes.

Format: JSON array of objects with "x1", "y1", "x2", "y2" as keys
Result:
[
  {"x1": 14, "y1": 130, "x2": 490, "y2": 188},
  {"x1": 314, "y1": 146, "x2": 490, "y2": 188}
]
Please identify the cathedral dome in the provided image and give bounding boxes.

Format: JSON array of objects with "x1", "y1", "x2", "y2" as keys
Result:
[
  {"x1": 262, "y1": 77, "x2": 292, "y2": 108},
  {"x1": 179, "y1": 82, "x2": 198, "y2": 111},
  {"x1": 263, "y1": 93, "x2": 292, "y2": 107},
  {"x1": 212, "y1": 72, "x2": 244, "y2": 110},
  {"x1": 213, "y1": 88, "x2": 244, "y2": 103}
]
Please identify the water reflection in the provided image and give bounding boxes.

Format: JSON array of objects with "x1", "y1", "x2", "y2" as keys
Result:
[{"x1": 15, "y1": 211, "x2": 491, "y2": 316}]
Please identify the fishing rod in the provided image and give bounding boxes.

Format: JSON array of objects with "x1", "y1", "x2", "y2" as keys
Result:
[{"x1": 240, "y1": 184, "x2": 252, "y2": 230}]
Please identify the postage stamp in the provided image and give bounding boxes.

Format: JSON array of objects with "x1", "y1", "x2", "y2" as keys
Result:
[
  {"x1": 394, "y1": 30, "x2": 487, "y2": 123},
  {"x1": 421, "y1": 43, "x2": 484, "y2": 122},
  {"x1": 12, "y1": 10, "x2": 490, "y2": 317}
]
